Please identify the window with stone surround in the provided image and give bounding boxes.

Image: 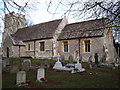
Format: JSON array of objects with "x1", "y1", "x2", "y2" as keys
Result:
[
  {"x1": 63, "y1": 41, "x2": 68, "y2": 52},
  {"x1": 28, "y1": 43, "x2": 30, "y2": 50},
  {"x1": 40, "y1": 42, "x2": 45, "y2": 51},
  {"x1": 84, "y1": 40, "x2": 90, "y2": 52}
]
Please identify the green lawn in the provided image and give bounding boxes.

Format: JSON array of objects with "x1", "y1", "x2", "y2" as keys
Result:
[{"x1": 2, "y1": 58, "x2": 120, "y2": 88}]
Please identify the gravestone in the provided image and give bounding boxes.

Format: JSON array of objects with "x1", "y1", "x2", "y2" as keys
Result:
[
  {"x1": 37, "y1": 67, "x2": 45, "y2": 82},
  {"x1": 102, "y1": 53, "x2": 106, "y2": 63},
  {"x1": 17, "y1": 58, "x2": 22, "y2": 70},
  {"x1": 66, "y1": 55, "x2": 74, "y2": 67},
  {"x1": 5, "y1": 59, "x2": 9, "y2": 65},
  {"x1": 21, "y1": 61, "x2": 30, "y2": 72},
  {"x1": 75, "y1": 55, "x2": 85, "y2": 72},
  {"x1": 69, "y1": 55, "x2": 73, "y2": 64},
  {"x1": 2, "y1": 59, "x2": 9, "y2": 68},
  {"x1": 94, "y1": 53, "x2": 99, "y2": 67},
  {"x1": 10, "y1": 65, "x2": 20, "y2": 73},
  {"x1": 24, "y1": 59, "x2": 31, "y2": 67},
  {"x1": 16, "y1": 71, "x2": 26, "y2": 85},
  {"x1": 71, "y1": 69, "x2": 76, "y2": 74},
  {"x1": 44, "y1": 59, "x2": 49, "y2": 68},
  {"x1": 53, "y1": 53, "x2": 63, "y2": 69},
  {"x1": 17, "y1": 58, "x2": 21, "y2": 63},
  {"x1": 88, "y1": 55, "x2": 92, "y2": 69},
  {"x1": 61, "y1": 55, "x2": 65, "y2": 65},
  {"x1": 2, "y1": 60, "x2": 7, "y2": 68},
  {"x1": 30, "y1": 64, "x2": 38, "y2": 69},
  {"x1": 53, "y1": 53, "x2": 74, "y2": 71},
  {"x1": 115, "y1": 58, "x2": 119, "y2": 67}
]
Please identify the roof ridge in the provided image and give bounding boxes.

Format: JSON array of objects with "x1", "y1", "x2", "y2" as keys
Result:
[
  {"x1": 13, "y1": 18, "x2": 63, "y2": 41},
  {"x1": 67, "y1": 18, "x2": 107, "y2": 26},
  {"x1": 18, "y1": 18, "x2": 63, "y2": 30},
  {"x1": 14, "y1": 18, "x2": 63, "y2": 35}
]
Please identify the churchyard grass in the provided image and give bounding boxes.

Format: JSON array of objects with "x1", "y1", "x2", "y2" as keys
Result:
[{"x1": 2, "y1": 58, "x2": 119, "y2": 88}]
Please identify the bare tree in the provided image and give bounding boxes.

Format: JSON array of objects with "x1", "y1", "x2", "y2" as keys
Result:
[
  {"x1": 0, "y1": 0, "x2": 40, "y2": 28},
  {"x1": 46, "y1": 0, "x2": 120, "y2": 57},
  {"x1": 46, "y1": 0, "x2": 120, "y2": 30},
  {"x1": 1, "y1": 0, "x2": 40, "y2": 13},
  {"x1": 26, "y1": 18, "x2": 33, "y2": 26}
]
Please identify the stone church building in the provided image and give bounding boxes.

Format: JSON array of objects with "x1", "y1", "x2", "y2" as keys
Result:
[{"x1": 2, "y1": 12, "x2": 117, "y2": 63}]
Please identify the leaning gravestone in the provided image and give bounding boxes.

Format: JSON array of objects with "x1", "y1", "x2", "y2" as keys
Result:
[
  {"x1": 37, "y1": 67, "x2": 45, "y2": 82},
  {"x1": 16, "y1": 71, "x2": 26, "y2": 85},
  {"x1": 21, "y1": 61, "x2": 30, "y2": 72}
]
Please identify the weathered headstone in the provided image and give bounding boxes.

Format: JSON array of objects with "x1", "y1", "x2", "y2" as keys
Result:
[
  {"x1": 21, "y1": 61, "x2": 30, "y2": 72},
  {"x1": 37, "y1": 67, "x2": 45, "y2": 82},
  {"x1": 17, "y1": 58, "x2": 21, "y2": 63},
  {"x1": 75, "y1": 55, "x2": 85, "y2": 72},
  {"x1": 61, "y1": 55, "x2": 65, "y2": 65},
  {"x1": 66, "y1": 55, "x2": 74, "y2": 67},
  {"x1": 10, "y1": 65, "x2": 20, "y2": 73},
  {"x1": 2, "y1": 59, "x2": 9, "y2": 68},
  {"x1": 16, "y1": 71, "x2": 26, "y2": 85},
  {"x1": 69, "y1": 55, "x2": 73, "y2": 64},
  {"x1": 94, "y1": 53, "x2": 99, "y2": 67},
  {"x1": 30, "y1": 64, "x2": 38, "y2": 69},
  {"x1": 88, "y1": 55, "x2": 92, "y2": 69},
  {"x1": 5, "y1": 59, "x2": 9, "y2": 65},
  {"x1": 44, "y1": 59, "x2": 49, "y2": 68},
  {"x1": 2, "y1": 60, "x2": 7, "y2": 68},
  {"x1": 24, "y1": 59, "x2": 31, "y2": 67}
]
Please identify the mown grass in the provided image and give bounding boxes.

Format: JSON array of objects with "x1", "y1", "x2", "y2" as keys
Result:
[{"x1": 2, "y1": 58, "x2": 120, "y2": 88}]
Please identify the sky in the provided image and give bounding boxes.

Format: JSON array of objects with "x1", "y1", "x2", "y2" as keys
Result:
[
  {"x1": 0, "y1": 0, "x2": 85, "y2": 47},
  {"x1": 0, "y1": 0, "x2": 119, "y2": 47}
]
